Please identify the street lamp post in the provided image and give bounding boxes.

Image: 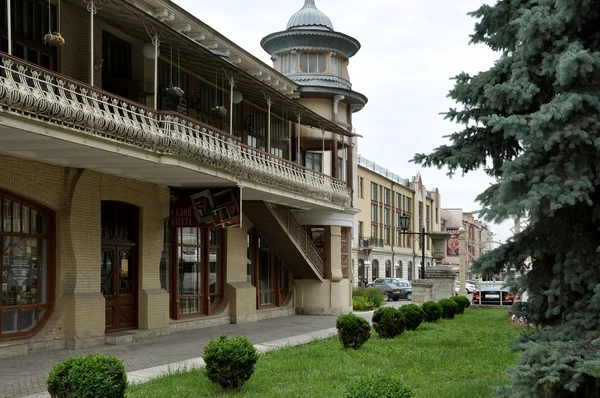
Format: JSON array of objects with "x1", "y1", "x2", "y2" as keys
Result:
[{"x1": 398, "y1": 215, "x2": 451, "y2": 280}]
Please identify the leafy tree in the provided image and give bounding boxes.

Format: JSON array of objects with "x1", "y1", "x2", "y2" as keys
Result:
[{"x1": 413, "y1": 1, "x2": 600, "y2": 396}]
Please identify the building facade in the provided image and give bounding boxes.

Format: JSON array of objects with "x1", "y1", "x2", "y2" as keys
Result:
[
  {"x1": 352, "y1": 156, "x2": 442, "y2": 286},
  {"x1": 441, "y1": 209, "x2": 494, "y2": 278},
  {"x1": 0, "y1": 0, "x2": 365, "y2": 356}
]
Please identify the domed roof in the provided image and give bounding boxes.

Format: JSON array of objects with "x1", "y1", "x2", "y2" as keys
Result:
[{"x1": 286, "y1": 0, "x2": 333, "y2": 31}]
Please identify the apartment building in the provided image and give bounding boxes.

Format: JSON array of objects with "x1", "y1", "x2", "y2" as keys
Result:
[
  {"x1": 352, "y1": 156, "x2": 442, "y2": 285},
  {"x1": 0, "y1": 0, "x2": 366, "y2": 356}
]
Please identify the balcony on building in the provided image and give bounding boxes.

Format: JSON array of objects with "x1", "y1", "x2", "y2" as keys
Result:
[{"x1": 0, "y1": 0, "x2": 354, "y2": 209}]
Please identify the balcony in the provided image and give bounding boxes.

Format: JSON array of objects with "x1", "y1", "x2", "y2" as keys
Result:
[
  {"x1": 358, "y1": 238, "x2": 385, "y2": 248},
  {"x1": 0, "y1": 54, "x2": 351, "y2": 206}
]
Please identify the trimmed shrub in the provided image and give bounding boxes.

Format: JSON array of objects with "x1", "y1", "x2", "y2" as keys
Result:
[
  {"x1": 336, "y1": 314, "x2": 371, "y2": 349},
  {"x1": 47, "y1": 353, "x2": 127, "y2": 398},
  {"x1": 450, "y1": 295, "x2": 470, "y2": 314},
  {"x1": 372, "y1": 307, "x2": 406, "y2": 338},
  {"x1": 203, "y1": 335, "x2": 259, "y2": 391},
  {"x1": 353, "y1": 295, "x2": 376, "y2": 311},
  {"x1": 345, "y1": 373, "x2": 414, "y2": 398},
  {"x1": 398, "y1": 304, "x2": 425, "y2": 331},
  {"x1": 422, "y1": 301, "x2": 443, "y2": 322},
  {"x1": 438, "y1": 298, "x2": 459, "y2": 319},
  {"x1": 353, "y1": 287, "x2": 384, "y2": 308}
]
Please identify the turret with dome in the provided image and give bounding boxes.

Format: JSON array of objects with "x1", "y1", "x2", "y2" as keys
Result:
[
  {"x1": 261, "y1": 0, "x2": 367, "y2": 191},
  {"x1": 261, "y1": 0, "x2": 367, "y2": 110}
]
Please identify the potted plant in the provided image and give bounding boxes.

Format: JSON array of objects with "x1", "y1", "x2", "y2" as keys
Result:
[
  {"x1": 165, "y1": 84, "x2": 184, "y2": 97},
  {"x1": 44, "y1": 32, "x2": 65, "y2": 47},
  {"x1": 212, "y1": 105, "x2": 227, "y2": 117}
]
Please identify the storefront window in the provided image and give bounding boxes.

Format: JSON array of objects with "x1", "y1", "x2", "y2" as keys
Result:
[
  {"x1": 172, "y1": 227, "x2": 222, "y2": 318},
  {"x1": 1, "y1": 191, "x2": 52, "y2": 338}
]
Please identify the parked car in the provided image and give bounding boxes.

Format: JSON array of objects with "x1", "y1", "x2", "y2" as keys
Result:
[
  {"x1": 371, "y1": 281, "x2": 412, "y2": 301},
  {"x1": 472, "y1": 287, "x2": 514, "y2": 305},
  {"x1": 454, "y1": 280, "x2": 476, "y2": 294},
  {"x1": 372, "y1": 277, "x2": 411, "y2": 286}
]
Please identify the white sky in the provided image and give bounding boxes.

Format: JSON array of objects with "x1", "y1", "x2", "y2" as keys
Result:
[{"x1": 173, "y1": 0, "x2": 514, "y2": 243}]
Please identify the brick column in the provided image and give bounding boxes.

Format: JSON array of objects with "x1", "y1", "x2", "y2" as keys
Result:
[
  {"x1": 224, "y1": 222, "x2": 257, "y2": 324},
  {"x1": 61, "y1": 170, "x2": 105, "y2": 349}
]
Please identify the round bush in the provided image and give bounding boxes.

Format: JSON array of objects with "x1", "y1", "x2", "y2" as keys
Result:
[
  {"x1": 336, "y1": 314, "x2": 371, "y2": 349},
  {"x1": 398, "y1": 304, "x2": 425, "y2": 331},
  {"x1": 422, "y1": 301, "x2": 443, "y2": 322},
  {"x1": 372, "y1": 307, "x2": 406, "y2": 339},
  {"x1": 450, "y1": 295, "x2": 470, "y2": 314},
  {"x1": 438, "y1": 298, "x2": 459, "y2": 319},
  {"x1": 47, "y1": 353, "x2": 127, "y2": 398},
  {"x1": 203, "y1": 334, "x2": 259, "y2": 391},
  {"x1": 345, "y1": 373, "x2": 414, "y2": 398},
  {"x1": 353, "y1": 296, "x2": 376, "y2": 311}
]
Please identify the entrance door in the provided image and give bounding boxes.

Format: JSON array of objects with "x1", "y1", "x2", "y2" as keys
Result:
[{"x1": 101, "y1": 202, "x2": 138, "y2": 332}]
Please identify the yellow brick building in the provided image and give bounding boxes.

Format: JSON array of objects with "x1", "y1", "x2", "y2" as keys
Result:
[
  {"x1": 353, "y1": 156, "x2": 442, "y2": 285},
  {"x1": 0, "y1": 0, "x2": 366, "y2": 356}
]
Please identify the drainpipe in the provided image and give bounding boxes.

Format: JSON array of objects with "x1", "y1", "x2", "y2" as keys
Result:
[
  {"x1": 7, "y1": 0, "x2": 11, "y2": 55},
  {"x1": 88, "y1": 0, "x2": 97, "y2": 86}
]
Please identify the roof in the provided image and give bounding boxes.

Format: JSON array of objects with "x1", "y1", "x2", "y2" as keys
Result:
[{"x1": 287, "y1": 0, "x2": 334, "y2": 31}]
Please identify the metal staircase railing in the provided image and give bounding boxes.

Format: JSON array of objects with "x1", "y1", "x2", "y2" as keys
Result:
[{"x1": 266, "y1": 203, "x2": 325, "y2": 278}]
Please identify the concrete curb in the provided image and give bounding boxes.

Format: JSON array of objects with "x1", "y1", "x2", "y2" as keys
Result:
[{"x1": 24, "y1": 327, "x2": 339, "y2": 398}]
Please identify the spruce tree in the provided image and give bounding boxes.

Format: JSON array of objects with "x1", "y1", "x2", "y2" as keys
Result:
[{"x1": 413, "y1": 0, "x2": 600, "y2": 396}]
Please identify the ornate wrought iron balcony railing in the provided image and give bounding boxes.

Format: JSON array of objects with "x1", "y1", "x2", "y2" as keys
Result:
[
  {"x1": 358, "y1": 238, "x2": 386, "y2": 248},
  {"x1": 0, "y1": 54, "x2": 351, "y2": 206}
]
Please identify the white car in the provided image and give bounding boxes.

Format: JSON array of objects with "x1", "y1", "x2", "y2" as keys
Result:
[{"x1": 455, "y1": 280, "x2": 475, "y2": 294}]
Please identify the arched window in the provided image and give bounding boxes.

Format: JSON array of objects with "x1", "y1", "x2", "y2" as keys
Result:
[
  {"x1": 1, "y1": 190, "x2": 53, "y2": 338},
  {"x1": 385, "y1": 260, "x2": 392, "y2": 277},
  {"x1": 408, "y1": 261, "x2": 413, "y2": 280},
  {"x1": 172, "y1": 227, "x2": 223, "y2": 318},
  {"x1": 372, "y1": 259, "x2": 379, "y2": 279},
  {"x1": 396, "y1": 261, "x2": 403, "y2": 278},
  {"x1": 247, "y1": 229, "x2": 290, "y2": 308}
]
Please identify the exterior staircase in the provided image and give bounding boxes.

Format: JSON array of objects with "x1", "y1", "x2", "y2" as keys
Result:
[{"x1": 243, "y1": 201, "x2": 325, "y2": 280}]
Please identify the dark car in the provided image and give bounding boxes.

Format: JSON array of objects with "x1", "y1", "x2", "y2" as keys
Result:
[
  {"x1": 472, "y1": 287, "x2": 514, "y2": 305},
  {"x1": 372, "y1": 281, "x2": 412, "y2": 302}
]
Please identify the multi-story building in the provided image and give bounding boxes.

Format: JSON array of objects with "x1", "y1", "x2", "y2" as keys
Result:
[
  {"x1": 441, "y1": 209, "x2": 494, "y2": 278},
  {"x1": 0, "y1": 0, "x2": 365, "y2": 356},
  {"x1": 352, "y1": 156, "x2": 442, "y2": 285}
]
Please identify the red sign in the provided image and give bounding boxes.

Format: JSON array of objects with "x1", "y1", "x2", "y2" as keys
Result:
[
  {"x1": 447, "y1": 229, "x2": 459, "y2": 256},
  {"x1": 170, "y1": 187, "x2": 241, "y2": 228}
]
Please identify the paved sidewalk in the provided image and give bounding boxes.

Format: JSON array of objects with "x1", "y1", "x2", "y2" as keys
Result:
[{"x1": 1, "y1": 315, "x2": 340, "y2": 398}]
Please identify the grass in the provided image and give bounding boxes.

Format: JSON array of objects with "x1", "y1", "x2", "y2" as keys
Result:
[{"x1": 126, "y1": 309, "x2": 523, "y2": 398}]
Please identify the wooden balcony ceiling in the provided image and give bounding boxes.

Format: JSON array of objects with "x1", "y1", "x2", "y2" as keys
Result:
[{"x1": 69, "y1": 0, "x2": 351, "y2": 137}]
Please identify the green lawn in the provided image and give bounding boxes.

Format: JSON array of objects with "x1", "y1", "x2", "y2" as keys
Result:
[{"x1": 126, "y1": 309, "x2": 523, "y2": 398}]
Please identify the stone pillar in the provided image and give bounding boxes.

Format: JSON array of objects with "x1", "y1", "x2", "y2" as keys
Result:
[
  {"x1": 425, "y1": 266, "x2": 456, "y2": 302},
  {"x1": 411, "y1": 280, "x2": 433, "y2": 305},
  {"x1": 458, "y1": 227, "x2": 467, "y2": 296},
  {"x1": 326, "y1": 226, "x2": 343, "y2": 282}
]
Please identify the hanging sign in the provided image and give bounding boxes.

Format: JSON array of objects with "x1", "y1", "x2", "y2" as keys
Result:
[
  {"x1": 446, "y1": 229, "x2": 459, "y2": 256},
  {"x1": 170, "y1": 187, "x2": 241, "y2": 228}
]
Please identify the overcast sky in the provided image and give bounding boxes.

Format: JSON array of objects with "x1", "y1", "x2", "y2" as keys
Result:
[{"x1": 173, "y1": 0, "x2": 514, "y2": 243}]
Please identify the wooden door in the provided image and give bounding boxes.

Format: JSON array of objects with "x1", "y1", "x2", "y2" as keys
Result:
[
  {"x1": 101, "y1": 246, "x2": 136, "y2": 331},
  {"x1": 101, "y1": 202, "x2": 138, "y2": 332}
]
